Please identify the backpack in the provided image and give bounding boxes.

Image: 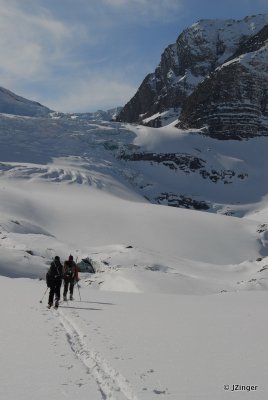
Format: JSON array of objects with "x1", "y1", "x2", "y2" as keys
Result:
[
  {"x1": 65, "y1": 261, "x2": 74, "y2": 278},
  {"x1": 46, "y1": 261, "x2": 62, "y2": 287}
]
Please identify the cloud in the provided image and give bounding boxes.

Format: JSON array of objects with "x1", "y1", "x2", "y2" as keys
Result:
[
  {"x1": 101, "y1": 0, "x2": 183, "y2": 22},
  {"x1": 43, "y1": 74, "x2": 137, "y2": 112},
  {"x1": 0, "y1": 0, "x2": 184, "y2": 112},
  {"x1": 0, "y1": 0, "x2": 84, "y2": 81}
]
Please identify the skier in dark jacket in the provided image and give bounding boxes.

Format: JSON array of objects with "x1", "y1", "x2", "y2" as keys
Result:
[
  {"x1": 46, "y1": 256, "x2": 63, "y2": 309},
  {"x1": 63, "y1": 255, "x2": 79, "y2": 301}
]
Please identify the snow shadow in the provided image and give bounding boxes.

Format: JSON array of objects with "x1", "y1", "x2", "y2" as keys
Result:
[
  {"x1": 59, "y1": 305, "x2": 102, "y2": 311},
  {"x1": 78, "y1": 300, "x2": 115, "y2": 306}
]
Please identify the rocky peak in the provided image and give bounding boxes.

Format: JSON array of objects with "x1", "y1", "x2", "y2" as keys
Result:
[
  {"x1": 117, "y1": 14, "x2": 268, "y2": 137},
  {"x1": 177, "y1": 21, "x2": 268, "y2": 139}
]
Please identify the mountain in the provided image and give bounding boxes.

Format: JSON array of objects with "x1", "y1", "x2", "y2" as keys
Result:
[
  {"x1": 0, "y1": 86, "x2": 52, "y2": 117},
  {"x1": 0, "y1": 85, "x2": 122, "y2": 120},
  {"x1": 51, "y1": 107, "x2": 122, "y2": 121},
  {"x1": 84, "y1": 107, "x2": 122, "y2": 121},
  {"x1": 117, "y1": 14, "x2": 268, "y2": 139}
]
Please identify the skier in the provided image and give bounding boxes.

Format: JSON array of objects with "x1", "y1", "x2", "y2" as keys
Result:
[
  {"x1": 63, "y1": 255, "x2": 79, "y2": 301},
  {"x1": 46, "y1": 256, "x2": 63, "y2": 309}
]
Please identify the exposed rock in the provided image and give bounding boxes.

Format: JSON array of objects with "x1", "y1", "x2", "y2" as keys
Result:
[
  {"x1": 177, "y1": 23, "x2": 268, "y2": 139},
  {"x1": 115, "y1": 74, "x2": 156, "y2": 123},
  {"x1": 155, "y1": 193, "x2": 210, "y2": 210},
  {"x1": 117, "y1": 15, "x2": 268, "y2": 139},
  {"x1": 118, "y1": 150, "x2": 248, "y2": 184},
  {"x1": 118, "y1": 151, "x2": 205, "y2": 171}
]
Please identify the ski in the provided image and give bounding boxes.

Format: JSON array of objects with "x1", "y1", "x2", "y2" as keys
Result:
[{"x1": 46, "y1": 298, "x2": 73, "y2": 309}]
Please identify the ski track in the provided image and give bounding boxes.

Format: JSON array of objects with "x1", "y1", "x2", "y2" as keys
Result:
[{"x1": 54, "y1": 308, "x2": 139, "y2": 400}]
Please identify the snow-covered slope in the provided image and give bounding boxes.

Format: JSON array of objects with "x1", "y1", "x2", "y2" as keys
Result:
[
  {"x1": 0, "y1": 108, "x2": 268, "y2": 398},
  {"x1": 1, "y1": 276, "x2": 268, "y2": 400},
  {"x1": 118, "y1": 123, "x2": 268, "y2": 216},
  {"x1": 0, "y1": 86, "x2": 51, "y2": 116},
  {"x1": 1, "y1": 111, "x2": 268, "y2": 215},
  {"x1": 0, "y1": 111, "x2": 267, "y2": 285}
]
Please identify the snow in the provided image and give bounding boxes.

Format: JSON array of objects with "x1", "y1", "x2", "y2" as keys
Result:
[
  {"x1": 0, "y1": 109, "x2": 268, "y2": 399},
  {"x1": 0, "y1": 86, "x2": 51, "y2": 117},
  {"x1": 122, "y1": 123, "x2": 267, "y2": 217},
  {"x1": 186, "y1": 15, "x2": 268, "y2": 63},
  {"x1": 142, "y1": 109, "x2": 180, "y2": 126},
  {"x1": 1, "y1": 277, "x2": 268, "y2": 399}
]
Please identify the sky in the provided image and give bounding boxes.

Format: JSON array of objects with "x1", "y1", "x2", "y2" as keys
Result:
[{"x1": 0, "y1": 0, "x2": 267, "y2": 113}]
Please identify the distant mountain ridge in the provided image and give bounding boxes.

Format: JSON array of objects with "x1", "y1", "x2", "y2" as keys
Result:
[
  {"x1": 0, "y1": 86, "x2": 121, "y2": 120},
  {"x1": 51, "y1": 107, "x2": 122, "y2": 122},
  {"x1": 117, "y1": 14, "x2": 268, "y2": 139},
  {"x1": 0, "y1": 87, "x2": 52, "y2": 117}
]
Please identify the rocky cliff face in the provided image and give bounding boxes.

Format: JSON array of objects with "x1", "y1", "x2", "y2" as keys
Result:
[
  {"x1": 117, "y1": 15, "x2": 268, "y2": 138},
  {"x1": 177, "y1": 23, "x2": 268, "y2": 139}
]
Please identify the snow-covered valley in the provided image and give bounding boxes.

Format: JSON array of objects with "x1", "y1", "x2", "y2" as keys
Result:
[{"x1": 0, "y1": 111, "x2": 268, "y2": 399}]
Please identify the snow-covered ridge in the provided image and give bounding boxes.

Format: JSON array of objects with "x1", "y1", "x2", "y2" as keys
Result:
[
  {"x1": 0, "y1": 86, "x2": 52, "y2": 117},
  {"x1": 184, "y1": 14, "x2": 268, "y2": 64}
]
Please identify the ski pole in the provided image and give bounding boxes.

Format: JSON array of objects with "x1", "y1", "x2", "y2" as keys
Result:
[
  {"x1": 39, "y1": 287, "x2": 48, "y2": 303},
  {"x1": 75, "y1": 256, "x2": 81, "y2": 301},
  {"x1": 76, "y1": 281, "x2": 81, "y2": 301}
]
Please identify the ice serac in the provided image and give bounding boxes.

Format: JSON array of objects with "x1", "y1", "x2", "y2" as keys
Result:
[
  {"x1": 0, "y1": 86, "x2": 52, "y2": 117},
  {"x1": 117, "y1": 14, "x2": 268, "y2": 137}
]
